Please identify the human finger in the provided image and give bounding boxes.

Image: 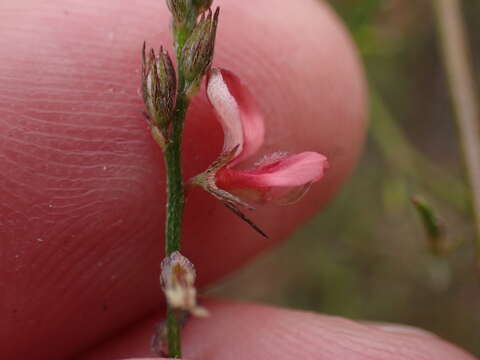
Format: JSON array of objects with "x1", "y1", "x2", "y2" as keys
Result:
[
  {"x1": 79, "y1": 300, "x2": 476, "y2": 360},
  {"x1": 0, "y1": 0, "x2": 366, "y2": 359}
]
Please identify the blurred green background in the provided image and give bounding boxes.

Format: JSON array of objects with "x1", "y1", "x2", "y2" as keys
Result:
[{"x1": 208, "y1": 0, "x2": 480, "y2": 356}]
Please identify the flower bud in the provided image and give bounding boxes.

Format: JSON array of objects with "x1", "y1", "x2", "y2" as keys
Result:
[
  {"x1": 166, "y1": 0, "x2": 189, "y2": 24},
  {"x1": 179, "y1": 7, "x2": 219, "y2": 96},
  {"x1": 141, "y1": 43, "x2": 177, "y2": 128},
  {"x1": 160, "y1": 251, "x2": 208, "y2": 317}
]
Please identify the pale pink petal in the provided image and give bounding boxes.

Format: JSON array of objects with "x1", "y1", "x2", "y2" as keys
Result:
[
  {"x1": 216, "y1": 152, "x2": 329, "y2": 204},
  {"x1": 207, "y1": 68, "x2": 265, "y2": 165}
]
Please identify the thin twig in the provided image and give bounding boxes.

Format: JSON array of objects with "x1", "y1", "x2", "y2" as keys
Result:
[
  {"x1": 370, "y1": 87, "x2": 469, "y2": 210},
  {"x1": 432, "y1": 0, "x2": 480, "y2": 262}
]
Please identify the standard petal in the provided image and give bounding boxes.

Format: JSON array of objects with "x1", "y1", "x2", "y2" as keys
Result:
[
  {"x1": 207, "y1": 68, "x2": 265, "y2": 165},
  {"x1": 215, "y1": 152, "x2": 329, "y2": 204}
]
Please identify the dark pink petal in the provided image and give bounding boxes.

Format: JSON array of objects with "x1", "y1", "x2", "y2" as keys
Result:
[
  {"x1": 216, "y1": 152, "x2": 329, "y2": 204},
  {"x1": 207, "y1": 68, "x2": 265, "y2": 166}
]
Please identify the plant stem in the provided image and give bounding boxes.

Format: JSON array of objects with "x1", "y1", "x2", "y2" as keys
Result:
[
  {"x1": 163, "y1": 94, "x2": 189, "y2": 359},
  {"x1": 163, "y1": 23, "x2": 190, "y2": 356},
  {"x1": 163, "y1": 90, "x2": 189, "y2": 359},
  {"x1": 164, "y1": 92, "x2": 189, "y2": 258},
  {"x1": 370, "y1": 86, "x2": 468, "y2": 210},
  {"x1": 432, "y1": 0, "x2": 480, "y2": 262},
  {"x1": 165, "y1": 307, "x2": 182, "y2": 357}
]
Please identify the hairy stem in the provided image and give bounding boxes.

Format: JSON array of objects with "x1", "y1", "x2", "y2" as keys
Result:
[
  {"x1": 163, "y1": 26, "x2": 190, "y2": 357},
  {"x1": 165, "y1": 307, "x2": 182, "y2": 357},
  {"x1": 432, "y1": 0, "x2": 480, "y2": 262},
  {"x1": 163, "y1": 87, "x2": 188, "y2": 359},
  {"x1": 164, "y1": 92, "x2": 189, "y2": 258}
]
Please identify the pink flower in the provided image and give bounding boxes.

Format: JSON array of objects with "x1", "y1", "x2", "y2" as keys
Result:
[{"x1": 192, "y1": 68, "x2": 329, "y2": 235}]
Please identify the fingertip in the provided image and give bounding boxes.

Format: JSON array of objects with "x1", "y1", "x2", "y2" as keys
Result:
[
  {"x1": 1, "y1": 1, "x2": 366, "y2": 358},
  {"x1": 365, "y1": 322, "x2": 441, "y2": 338},
  {"x1": 79, "y1": 300, "x2": 476, "y2": 360}
]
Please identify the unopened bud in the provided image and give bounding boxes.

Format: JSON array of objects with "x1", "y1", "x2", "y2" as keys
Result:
[
  {"x1": 180, "y1": 7, "x2": 219, "y2": 96},
  {"x1": 193, "y1": 0, "x2": 213, "y2": 13},
  {"x1": 160, "y1": 251, "x2": 208, "y2": 317},
  {"x1": 141, "y1": 43, "x2": 177, "y2": 128},
  {"x1": 166, "y1": 0, "x2": 189, "y2": 24}
]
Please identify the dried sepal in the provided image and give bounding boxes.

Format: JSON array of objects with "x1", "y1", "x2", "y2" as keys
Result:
[
  {"x1": 222, "y1": 202, "x2": 268, "y2": 238},
  {"x1": 151, "y1": 124, "x2": 167, "y2": 149},
  {"x1": 151, "y1": 314, "x2": 190, "y2": 357},
  {"x1": 191, "y1": 145, "x2": 255, "y2": 210},
  {"x1": 151, "y1": 322, "x2": 168, "y2": 357},
  {"x1": 141, "y1": 42, "x2": 177, "y2": 133},
  {"x1": 160, "y1": 252, "x2": 208, "y2": 317},
  {"x1": 190, "y1": 146, "x2": 268, "y2": 238},
  {"x1": 190, "y1": 145, "x2": 254, "y2": 210},
  {"x1": 141, "y1": 110, "x2": 167, "y2": 150},
  {"x1": 180, "y1": 7, "x2": 220, "y2": 97},
  {"x1": 194, "y1": 177, "x2": 267, "y2": 237},
  {"x1": 192, "y1": 172, "x2": 268, "y2": 238}
]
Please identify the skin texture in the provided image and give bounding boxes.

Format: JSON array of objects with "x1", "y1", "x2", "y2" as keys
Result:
[
  {"x1": 82, "y1": 301, "x2": 476, "y2": 360},
  {"x1": 0, "y1": 0, "x2": 474, "y2": 359}
]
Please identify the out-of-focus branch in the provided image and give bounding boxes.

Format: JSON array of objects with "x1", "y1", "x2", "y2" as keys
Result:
[
  {"x1": 370, "y1": 87, "x2": 468, "y2": 211},
  {"x1": 432, "y1": 0, "x2": 480, "y2": 262}
]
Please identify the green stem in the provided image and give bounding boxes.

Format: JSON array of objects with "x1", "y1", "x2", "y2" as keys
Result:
[
  {"x1": 163, "y1": 93, "x2": 189, "y2": 359},
  {"x1": 164, "y1": 92, "x2": 189, "y2": 257},
  {"x1": 163, "y1": 23, "x2": 190, "y2": 355},
  {"x1": 432, "y1": 0, "x2": 480, "y2": 262},
  {"x1": 166, "y1": 307, "x2": 182, "y2": 358}
]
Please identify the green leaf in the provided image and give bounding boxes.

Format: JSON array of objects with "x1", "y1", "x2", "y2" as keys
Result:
[{"x1": 411, "y1": 196, "x2": 445, "y2": 255}]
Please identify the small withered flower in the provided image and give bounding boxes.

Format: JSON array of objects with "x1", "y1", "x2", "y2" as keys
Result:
[
  {"x1": 141, "y1": 43, "x2": 177, "y2": 140},
  {"x1": 191, "y1": 68, "x2": 329, "y2": 236},
  {"x1": 160, "y1": 251, "x2": 208, "y2": 317},
  {"x1": 180, "y1": 7, "x2": 220, "y2": 97}
]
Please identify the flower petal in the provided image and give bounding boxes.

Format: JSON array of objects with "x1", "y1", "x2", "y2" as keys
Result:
[
  {"x1": 216, "y1": 152, "x2": 329, "y2": 204},
  {"x1": 207, "y1": 68, "x2": 265, "y2": 165}
]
